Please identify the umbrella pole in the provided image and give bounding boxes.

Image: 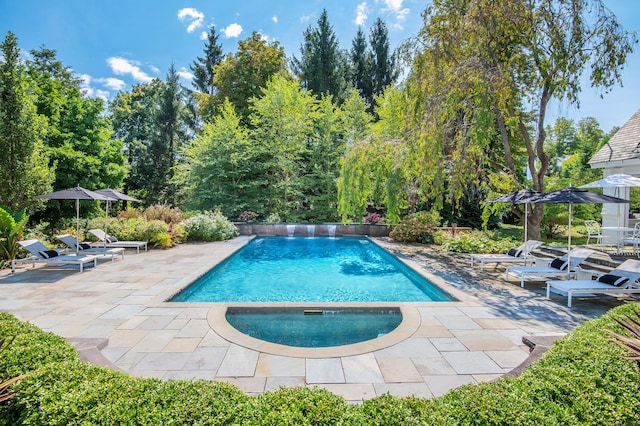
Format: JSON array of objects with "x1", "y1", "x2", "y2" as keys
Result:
[
  {"x1": 75, "y1": 198, "x2": 80, "y2": 255},
  {"x1": 524, "y1": 203, "x2": 529, "y2": 265},
  {"x1": 568, "y1": 203, "x2": 572, "y2": 277}
]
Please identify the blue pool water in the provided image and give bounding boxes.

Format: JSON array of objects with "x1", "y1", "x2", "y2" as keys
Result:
[
  {"x1": 225, "y1": 307, "x2": 403, "y2": 347},
  {"x1": 171, "y1": 237, "x2": 454, "y2": 302}
]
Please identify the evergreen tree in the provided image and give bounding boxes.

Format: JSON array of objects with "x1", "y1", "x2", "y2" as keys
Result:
[
  {"x1": 190, "y1": 25, "x2": 223, "y2": 96},
  {"x1": 293, "y1": 9, "x2": 348, "y2": 104},
  {"x1": 350, "y1": 27, "x2": 374, "y2": 108},
  {"x1": 0, "y1": 32, "x2": 53, "y2": 212},
  {"x1": 369, "y1": 18, "x2": 396, "y2": 97}
]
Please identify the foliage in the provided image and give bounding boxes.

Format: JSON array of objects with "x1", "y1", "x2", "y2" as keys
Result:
[
  {"x1": 439, "y1": 230, "x2": 518, "y2": 254},
  {"x1": 142, "y1": 204, "x2": 183, "y2": 224},
  {"x1": 212, "y1": 32, "x2": 288, "y2": 121},
  {"x1": 26, "y1": 47, "x2": 127, "y2": 225},
  {"x1": 338, "y1": 136, "x2": 409, "y2": 224},
  {"x1": 190, "y1": 25, "x2": 224, "y2": 96},
  {"x1": 408, "y1": 210, "x2": 442, "y2": 227},
  {"x1": 0, "y1": 207, "x2": 28, "y2": 261},
  {"x1": 87, "y1": 217, "x2": 174, "y2": 248},
  {"x1": 389, "y1": 217, "x2": 434, "y2": 244},
  {"x1": 183, "y1": 210, "x2": 239, "y2": 241},
  {"x1": 394, "y1": 0, "x2": 637, "y2": 241},
  {"x1": 0, "y1": 32, "x2": 54, "y2": 213},
  {"x1": 363, "y1": 212, "x2": 382, "y2": 224},
  {"x1": 238, "y1": 211, "x2": 259, "y2": 222},
  {"x1": 293, "y1": 9, "x2": 348, "y2": 104},
  {"x1": 608, "y1": 310, "x2": 640, "y2": 368},
  {"x1": 178, "y1": 99, "x2": 262, "y2": 217},
  {"x1": 0, "y1": 335, "x2": 26, "y2": 404},
  {"x1": 369, "y1": 18, "x2": 397, "y2": 101},
  {"x1": 1, "y1": 304, "x2": 640, "y2": 424}
]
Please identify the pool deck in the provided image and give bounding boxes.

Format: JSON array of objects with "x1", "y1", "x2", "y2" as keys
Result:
[{"x1": 0, "y1": 236, "x2": 633, "y2": 403}]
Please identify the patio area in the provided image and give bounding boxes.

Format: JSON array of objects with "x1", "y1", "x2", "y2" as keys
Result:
[{"x1": 0, "y1": 237, "x2": 627, "y2": 403}]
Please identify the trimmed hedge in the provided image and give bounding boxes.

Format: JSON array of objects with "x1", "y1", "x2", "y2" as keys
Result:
[{"x1": 1, "y1": 303, "x2": 639, "y2": 424}]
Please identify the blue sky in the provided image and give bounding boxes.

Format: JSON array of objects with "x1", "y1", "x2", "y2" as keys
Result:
[{"x1": 1, "y1": 0, "x2": 639, "y2": 132}]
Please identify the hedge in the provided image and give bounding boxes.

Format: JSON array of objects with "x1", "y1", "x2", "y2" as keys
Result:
[{"x1": 0, "y1": 303, "x2": 639, "y2": 425}]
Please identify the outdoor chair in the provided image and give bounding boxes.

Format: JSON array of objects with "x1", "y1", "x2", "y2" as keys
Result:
[
  {"x1": 584, "y1": 220, "x2": 603, "y2": 247},
  {"x1": 546, "y1": 259, "x2": 640, "y2": 307},
  {"x1": 623, "y1": 222, "x2": 640, "y2": 257},
  {"x1": 88, "y1": 229, "x2": 148, "y2": 253},
  {"x1": 470, "y1": 240, "x2": 544, "y2": 271},
  {"x1": 504, "y1": 248, "x2": 595, "y2": 287},
  {"x1": 12, "y1": 239, "x2": 99, "y2": 273},
  {"x1": 56, "y1": 234, "x2": 125, "y2": 261}
]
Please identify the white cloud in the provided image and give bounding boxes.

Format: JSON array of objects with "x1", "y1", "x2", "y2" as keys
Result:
[
  {"x1": 177, "y1": 67, "x2": 193, "y2": 81},
  {"x1": 200, "y1": 30, "x2": 208, "y2": 40},
  {"x1": 177, "y1": 8, "x2": 204, "y2": 33},
  {"x1": 107, "y1": 57, "x2": 153, "y2": 83},
  {"x1": 381, "y1": 0, "x2": 410, "y2": 29},
  {"x1": 300, "y1": 14, "x2": 311, "y2": 23},
  {"x1": 258, "y1": 32, "x2": 269, "y2": 42},
  {"x1": 355, "y1": 2, "x2": 368, "y2": 26},
  {"x1": 149, "y1": 65, "x2": 161, "y2": 74},
  {"x1": 94, "y1": 89, "x2": 110, "y2": 102},
  {"x1": 272, "y1": 16, "x2": 278, "y2": 24},
  {"x1": 223, "y1": 23, "x2": 243, "y2": 38},
  {"x1": 97, "y1": 77, "x2": 126, "y2": 91}
]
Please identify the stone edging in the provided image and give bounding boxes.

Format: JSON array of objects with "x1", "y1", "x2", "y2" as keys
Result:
[
  {"x1": 66, "y1": 338, "x2": 124, "y2": 372},
  {"x1": 503, "y1": 335, "x2": 562, "y2": 378}
]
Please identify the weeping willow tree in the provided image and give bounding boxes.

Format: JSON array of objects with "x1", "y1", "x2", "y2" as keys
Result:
[{"x1": 339, "y1": 0, "x2": 636, "y2": 234}]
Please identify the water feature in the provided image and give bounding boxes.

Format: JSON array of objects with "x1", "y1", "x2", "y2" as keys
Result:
[
  {"x1": 286, "y1": 224, "x2": 296, "y2": 237},
  {"x1": 327, "y1": 224, "x2": 337, "y2": 238},
  {"x1": 306, "y1": 224, "x2": 315, "y2": 237}
]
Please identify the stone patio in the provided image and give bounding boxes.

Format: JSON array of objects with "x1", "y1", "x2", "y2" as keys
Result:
[{"x1": 0, "y1": 237, "x2": 633, "y2": 403}]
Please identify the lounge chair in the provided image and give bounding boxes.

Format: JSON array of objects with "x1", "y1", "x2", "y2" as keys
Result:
[
  {"x1": 12, "y1": 239, "x2": 99, "y2": 273},
  {"x1": 56, "y1": 234, "x2": 125, "y2": 261},
  {"x1": 470, "y1": 240, "x2": 544, "y2": 271},
  {"x1": 88, "y1": 229, "x2": 148, "y2": 253},
  {"x1": 546, "y1": 259, "x2": 640, "y2": 307},
  {"x1": 504, "y1": 248, "x2": 595, "y2": 288}
]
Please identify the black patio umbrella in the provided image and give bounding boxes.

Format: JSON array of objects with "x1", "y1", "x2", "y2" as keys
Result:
[
  {"x1": 95, "y1": 188, "x2": 141, "y2": 247},
  {"x1": 36, "y1": 186, "x2": 116, "y2": 254},
  {"x1": 485, "y1": 189, "x2": 542, "y2": 243},
  {"x1": 535, "y1": 186, "x2": 629, "y2": 257}
]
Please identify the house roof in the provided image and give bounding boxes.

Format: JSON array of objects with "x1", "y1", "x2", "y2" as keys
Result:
[{"x1": 589, "y1": 108, "x2": 640, "y2": 166}]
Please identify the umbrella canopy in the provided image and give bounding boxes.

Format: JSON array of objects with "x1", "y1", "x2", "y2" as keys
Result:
[
  {"x1": 485, "y1": 189, "x2": 542, "y2": 244},
  {"x1": 580, "y1": 173, "x2": 640, "y2": 231},
  {"x1": 36, "y1": 186, "x2": 116, "y2": 254},
  {"x1": 579, "y1": 173, "x2": 640, "y2": 189},
  {"x1": 535, "y1": 187, "x2": 628, "y2": 261},
  {"x1": 95, "y1": 188, "x2": 140, "y2": 202}
]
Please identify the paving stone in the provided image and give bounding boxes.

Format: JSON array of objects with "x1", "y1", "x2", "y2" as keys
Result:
[
  {"x1": 486, "y1": 348, "x2": 529, "y2": 369},
  {"x1": 162, "y1": 337, "x2": 201, "y2": 352},
  {"x1": 133, "y1": 352, "x2": 191, "y2": 371},
  {"x1": 215, "y1": 377, "x2": 266, "y2": 393},
  {"x1": 306, "y1": 358, "x2": 345, "y2": 384},
  {"x1": 139, "y1": 315, "x2": 176, "y2": 330},
  {"x1": 132, "y1": 329, "x2": 179, "y2": 352},
  {"x1": 377, "y1": 358, "x2": 423, "y2": 382},
  {"x1": 175, "y1": 319, "x2": 211, "y2": 338},
  {"x1": 430, "y1": 337, "x2": 467, "y2": 352},
  {"x1": 217, "y1": 345, "x2": 259, "y2": 377},
  {"x1": 443, "y1": 351, "x2": 504, "y2": 375},
  {"x1": 452, "y1": 329, "x2": 518, "y2": 351},
  {"x1": 342, "y1": 353, "x2": 385, "y2": 383},
  {"x1": 435, "y1": 315, "x2": 482, "y2": 330},
  {"x1": 424, "y1": 375, "x2": 476, "y2": 397},
  {"x1": 99, "y1": 304, "x2": 145, "y2": 319},
  {"x1": 374, "y1": 338, "x2": 440, "y2": 358},
  {"x1": 184, "y1": 347, "x2": 228, "y2": 371},
  {"x1": 411, "y1": 357, "x2": 456, "y2": 375},
  {"x1": 256, "y1": 353, "x2": 305, "y2": 377}
]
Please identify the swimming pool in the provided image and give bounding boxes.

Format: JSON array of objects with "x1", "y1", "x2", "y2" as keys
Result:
[
  {"x1": 225, "y1": 307, "x2": 403, "y2": 347},
  {"x1": 171, "y1": 237, "x2": 454, "y2": 302}
]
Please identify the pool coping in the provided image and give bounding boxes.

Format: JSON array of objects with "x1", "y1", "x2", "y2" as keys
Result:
[{"x1": 152, "y1": 236, "x2": 478, "y2": 358}]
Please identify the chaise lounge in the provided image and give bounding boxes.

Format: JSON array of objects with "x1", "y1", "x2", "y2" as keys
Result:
[
  {"x1": 88, "y1": 229, "x2": 148, "y2": 253},
  {"x1": 504, "y1": 248, "x2": 595, "y2": 288},
  {"x1": 56, "y1": 234, "x2": 125, "y2": 261},
  {"x1": 546, "y1": 259, "x2": 640, "y2": 307},
  {"x1": 12, "y1": 239, "x2": 99, "y2": 273},
  {"x1": 470, "y1": 240, "x2": 544, "y2": 271}
]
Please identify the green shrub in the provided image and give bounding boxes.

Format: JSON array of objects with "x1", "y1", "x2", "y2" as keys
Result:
[
  {"x1": 440, "y1": 230, "x2": 518, "y2": 253},
  {"x1": 408, "y1": 210, "x2": 442, "y2": 227},
  {"x1": 390, "y1": 217, "x2": 434, "y2": 243},
  {"x1": 143, "y1": 204, "x2": 183, "y2": 224},
  {"x1": 184, "y1": 210, "x2": 239, "y2": 241},
  {"x1": 87, "y1": 218, "x2": 174, "y2": 248},
  {"x1": 1, "y1": 304, "x2": 639, "y2": 424}
]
